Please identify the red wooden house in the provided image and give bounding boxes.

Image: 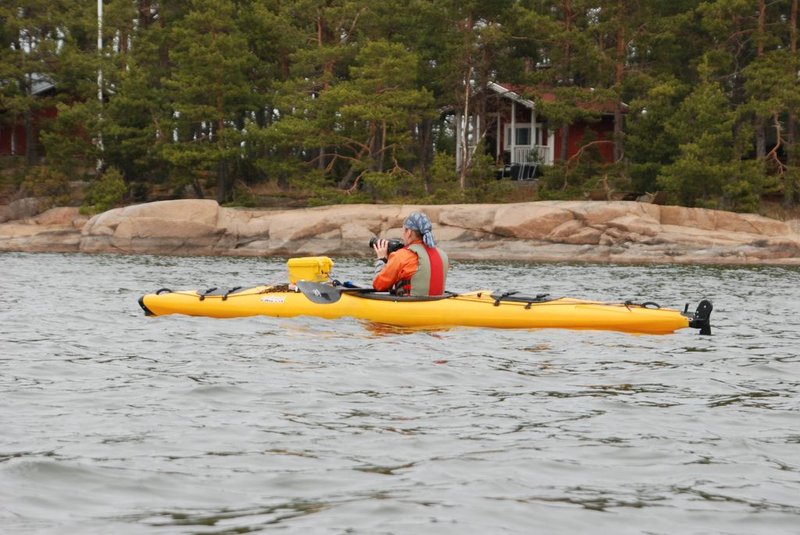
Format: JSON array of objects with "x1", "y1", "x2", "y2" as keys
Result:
[
  {"x1": 455, "y1": 82, "x2": 624, "y2": 179},
  {"x1": 0, "y1": 77, "x2": 57, "y2": 158}
]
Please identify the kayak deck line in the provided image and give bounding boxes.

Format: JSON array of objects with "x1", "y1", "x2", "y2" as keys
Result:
[{"x1": 143, "y1": 285, "x2": 665, "y2": 309}]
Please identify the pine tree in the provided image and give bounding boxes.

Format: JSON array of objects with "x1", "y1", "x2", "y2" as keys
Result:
[
  {"x1": 162, "y1": 0, "x2": 255, "y2": 203},
  {"x1": 103, "y1": 2, "x2": 176, "y2": 187},
  {"x1": 657, "y1": 59, "x2": 764, "y2": 211},
  {"x1": 0, "y1": 0, "x2": 73, "y2": 165},
  {"x1": 623, "y1": 0, "x2": 707, "y2": 194}
]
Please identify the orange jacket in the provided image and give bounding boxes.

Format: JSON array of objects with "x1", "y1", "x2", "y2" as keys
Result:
[{"x1": 372, "y1": 241, "x2": 421, "y2": 291}]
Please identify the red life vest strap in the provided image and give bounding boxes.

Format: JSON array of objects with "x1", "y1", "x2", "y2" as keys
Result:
[{"x1": 425, "y1": 246, "x2": 445, "y2": 296}]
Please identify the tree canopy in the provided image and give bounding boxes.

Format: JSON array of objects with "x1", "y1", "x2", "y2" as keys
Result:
[{"x1": 0, "y1": 0, "x2": 797, "y2": 212}]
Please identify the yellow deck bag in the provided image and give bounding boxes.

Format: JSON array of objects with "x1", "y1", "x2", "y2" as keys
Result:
[{"x1": 287, "y1": 256, "x2": 334, "y2": 284}]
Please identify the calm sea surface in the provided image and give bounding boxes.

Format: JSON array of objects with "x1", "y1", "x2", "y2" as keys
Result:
[{"x1": 1, "y1": 252, "x2": 799, "y2": 534}]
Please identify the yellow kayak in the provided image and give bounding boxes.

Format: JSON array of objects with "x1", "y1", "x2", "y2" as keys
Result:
[{"x1": 138, "y1": 281, "x2": 712, "y2": 335}]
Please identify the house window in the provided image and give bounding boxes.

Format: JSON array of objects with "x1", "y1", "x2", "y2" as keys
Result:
[
  {"x1": 506, "y1": 124, "x2": 532, "y2": 147},
  {"x1": 515, "y1": 128, "x2": 530, "y2": 146}
]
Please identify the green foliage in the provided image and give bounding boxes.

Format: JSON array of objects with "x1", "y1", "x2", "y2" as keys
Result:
[
  {"x1": 657, "y1": 143, "x2": 732, "y2": 207},
  {"x1": 741, "y1": 50, "x2": 800, "y2": 120},
  {"x1": 306, "y1": 186, "x2": 371, "y2": 207},
  {"x1": 464, "y1": 150, "x2": 497, "y2": 188},
  {"x1": 625, "y1": 78, "x2": 689, "y2": 193},
  {"x1": 39, "y1": 102, "x2": 100, "y2": 176},
  {"x1": 159, "y1": 0, "x2": 256, "y2": 203},
  {"x1": 103, "y1": 55, "x2": 170, "y2": 184},
  {"x1": 21, "y1": 166, "x2": 71, "y2": 207},
  {"x1": 3, "y1": 0, "x2": 799, "y2": 212},
  {"x1": 429, "y1": 151, "x2": 458, "y2": 185},
  {"x1": 535, "y1": 88, "x2": 603, "y2": 131},
  {"x1": 655, "y1": 61, "x2": 762, "y2": 208},
  {"x1": 364, "y1": 169, "x2": 427, "y2": 201},
  {"x1": 538, "y1": 163, "x2": 585, "y2": 200},
  {"x1": 462, "y1": 178, "x2": 516, "y2": 204},
  {"x1": 81, "y1": 166, "x2": 126, "y2": 214},
  {"x1": 723, "y1": 179, "x2": 759, "y2": 214},
  {"x1": 426, "y1": 151, "x2": 464, "y2": 202},
  {"x1": 783, "y1": 167, "x2": 800, "y2": 205},
  {"x1": 225, "y1": 183, "x2": 259, "y2": 208}
]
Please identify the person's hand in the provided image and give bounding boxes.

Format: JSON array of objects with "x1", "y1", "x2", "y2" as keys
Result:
[{"x1": 373, "y1": 238, "x2": 389, "y2": 260}]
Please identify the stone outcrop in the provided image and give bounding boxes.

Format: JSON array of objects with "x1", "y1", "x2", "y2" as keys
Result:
[
  {"x1": 0, "y1": 205, "x2": 89, "y2": 253},
  {"x1": 2, "y1": 198, "x2": 800, "y2": 265},
  {"x1": 0, "y1": 197, "x2": 43, "y2": 223}
]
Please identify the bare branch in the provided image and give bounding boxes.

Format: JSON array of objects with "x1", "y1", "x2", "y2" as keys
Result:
[
  {"x1": 765, "y1": 113, "x2": 788, "y2": 175},
  {"x1": 345, "y1": 171, "x2": 365, "y2": 194}
]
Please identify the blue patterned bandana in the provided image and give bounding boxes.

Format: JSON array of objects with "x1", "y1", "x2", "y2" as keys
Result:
[{"x1": 404, "y1": 211, "x2": 436, "y2": 247}]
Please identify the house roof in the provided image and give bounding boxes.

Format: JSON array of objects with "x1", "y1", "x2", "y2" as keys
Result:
[
  {"x1": 487, "y1": 82, "x2": 535, "y2": 108},
  {"x1": 31, "y1": 76, "x2": 55, "y2": 96},
  {"x1": 0, "y1": 73, "x2": 56, "y2": 96},
  {"x1": 488, "y1": 82, "x2": 627, "y2": 115}
]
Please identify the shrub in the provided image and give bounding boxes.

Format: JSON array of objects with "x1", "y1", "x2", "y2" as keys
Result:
[
  {"x1": 81, "y1": 167, "x2": 127, "y2": 214},
  {"x1": 21, "y1": 166, "x2": 71, "y2": 207}
]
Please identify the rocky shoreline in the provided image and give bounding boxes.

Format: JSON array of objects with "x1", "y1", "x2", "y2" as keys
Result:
[{"x1": 2, "y1": 198, "x2": 800, "y2": 265}]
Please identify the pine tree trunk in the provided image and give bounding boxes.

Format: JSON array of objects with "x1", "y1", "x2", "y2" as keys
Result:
[
  {"x1": 756, "y1": 0, "x2": 767, "y2": 159},
  {"x1": 756, "y1": 127, "x2": 766, "y2": 159},
  {"x1": 318, "y1": 147, "x2": 325, "y2": 170},
  {"x1": 459, "y1": 79, "x2": 471, "y2": 190},
  {"x1": 563, "y1": 0, "x2": 572, "y2": 75},
  {"x1": 613, "y1": 4, "x2": 625, "y2": 163},
  {"x1": 217, "y1": 158, "x2": 231, "y2": 203},
  {"x1": 418, "y1": 118, "x2": 433, "y2": 186},
  {"x1": 191, "y1": 178, "x2": 205, "y2": 199},
  {"x1": 458, "y1": 12, "x2": 475, "y2": 191},
  {"x1": 379, "y1": 121, "x2": 386, "y2": 172},
  {"x1": 786, "y1": 0, "x2": 798, "y2": 206},
  {"x1": 561, "y1": 0, "x2": 573, "y2": 164},
  {"x1": 24, "y1": 109, "x2": 36, "y2": 166}
]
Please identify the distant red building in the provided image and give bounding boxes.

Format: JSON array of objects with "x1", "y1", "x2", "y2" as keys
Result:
[
  {"x1": 455, "y1": 82, "x2": 624, "y2": 179},
  {"x1": 0, "y1": 78, "x2": 57, "y2": 158}
]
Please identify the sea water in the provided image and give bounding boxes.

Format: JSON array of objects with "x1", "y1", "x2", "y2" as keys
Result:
[{"x1": 1, "y1": 252, "x2": 799, "y2": 534}]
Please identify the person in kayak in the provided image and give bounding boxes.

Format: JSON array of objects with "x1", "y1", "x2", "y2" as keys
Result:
[{"x1": 372, "y1": 211, "x2": 449, "y2": 296}]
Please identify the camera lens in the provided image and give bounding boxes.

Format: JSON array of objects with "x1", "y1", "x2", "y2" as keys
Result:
[
  {"x1": 369, "y1": 237, "x2": 404, "y2": 254},
  {"x1": 387, "y1": 239, "x2": 404, "y2": 254}
]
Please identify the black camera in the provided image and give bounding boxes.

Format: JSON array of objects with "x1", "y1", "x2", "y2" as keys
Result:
[{"x1": 369, "y1": 237, "x2": 404, "y2": 254}]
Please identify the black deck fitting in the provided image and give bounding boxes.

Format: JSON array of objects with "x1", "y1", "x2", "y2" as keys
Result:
[{"x1": 689, "y1": 299, "x2": 713, "y2": 335}]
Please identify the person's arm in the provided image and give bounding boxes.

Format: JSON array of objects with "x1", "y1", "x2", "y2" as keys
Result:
[
  {"x1": 372, "y1": 253, "x2": 404, "y2": 291},
  {"x1": 372, "y1": 246, "x2": 420, "y2": 291}
]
